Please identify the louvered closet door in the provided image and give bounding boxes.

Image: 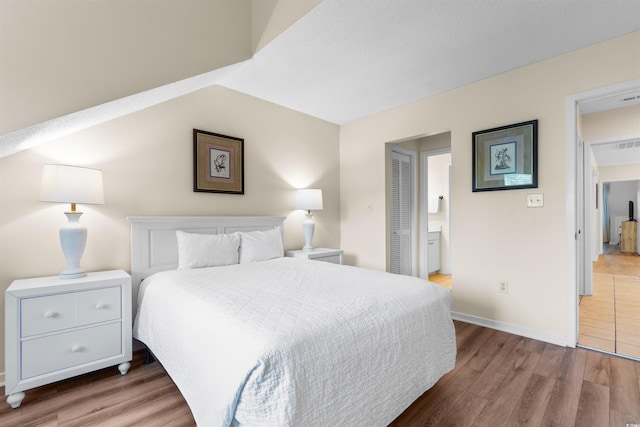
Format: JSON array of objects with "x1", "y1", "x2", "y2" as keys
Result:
[{"x1": 391, "y1": 150, "x2": 412, "y2": 275}]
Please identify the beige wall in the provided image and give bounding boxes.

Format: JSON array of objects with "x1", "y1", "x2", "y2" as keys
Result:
[
  {"x1": 340, "y1": 31, "x2": 640, "y2": 341},
  {"x1": 0, "y1": 86, "x2": 340, "y2": 376},
  {"x1": 0, "y1": 1, "x2": 252, "y2": 135},
  {"x1": 599, "y1": 164, "x2": 640, "y2": 182},
  {"x1": 252, "y1": 0, "x2": 323, "y2": 53},
  {"x1": 582, "y1": 104, "x2": 640, "y2": 141}
]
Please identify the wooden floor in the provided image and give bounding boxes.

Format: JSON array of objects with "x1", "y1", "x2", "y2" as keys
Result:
[
  {"x1": 428, "y1": 272, "x2": 451, "y2": 289},
  {"x1": 579, "y1": 244, "x2": 640, "y2": 359},
  {"x1": 391, "y1": 321, "x2": 640, "y2": 426},
  {"x1": 3, "y1": 321, "x2": 639, "y2": 426}
]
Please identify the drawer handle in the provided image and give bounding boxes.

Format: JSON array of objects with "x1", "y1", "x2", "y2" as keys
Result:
[
  {"x1": 43, "y1": 311, "x2": 57, "y2": 319},
  {"x1": 70, "y1": 345, "x2": 82, "y2": 353},
  {"x1": 95, "y1": 302, "x2": 108, "y2": 310}
]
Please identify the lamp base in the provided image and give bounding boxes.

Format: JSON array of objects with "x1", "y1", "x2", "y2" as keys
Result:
[
  {"x1": 59, "y1": 212, "x2": 87, "y2": 280},
  {"x1": 59, "y1": 270, "x2": 87, "y2": 280},
  {"x1": 302, "y1": 213, "x2": 315, "y2": 252}
]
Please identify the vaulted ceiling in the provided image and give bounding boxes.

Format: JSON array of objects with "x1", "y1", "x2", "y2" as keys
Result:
[{"x1": 1, "y1": 0, "x2": 639, "y2": 158}]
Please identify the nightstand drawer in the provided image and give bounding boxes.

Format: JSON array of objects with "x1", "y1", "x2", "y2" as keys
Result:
[
  {"x1": 76, "y1": 287, "x2": 121, "y2": 326},
  {"x1": 21, "y1": 322, "x2": 122, "y2": 379},
  {"x1": 314, "y1": 254, "x2": 342, "y2": 264},
  {"x1": 21, "y1": 294, "x2": 76, "y2": 337}
]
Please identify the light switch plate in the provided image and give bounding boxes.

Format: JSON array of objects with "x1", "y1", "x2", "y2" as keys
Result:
[{"x1": 527, "y1": 193, "x2": 544, "y2": 207}]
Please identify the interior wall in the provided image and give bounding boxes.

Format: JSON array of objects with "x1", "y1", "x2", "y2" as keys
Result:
[
  {"x1": 599, "y1": 164, "x2": 640, "y2": 181},
  {"x1": 340, "y1": 31, "x2": 640, "y2": 342},
  {"x1": 0, "y1": 85, "x2": 341, "y2": 376},
  {"x1": 582, "y1": 104, "x2": 640, "y2": 140},
  {"x1": 251, "y1": 0, "x2": 323, "y2": 53},
  {"x1": 0, "y1": 0, "x2": 253, "y2": 136}
]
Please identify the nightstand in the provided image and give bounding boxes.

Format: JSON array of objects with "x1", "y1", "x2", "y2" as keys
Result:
[
  {"x1": 286, "y1": 248, "x2": 343, "y2": 265},
  {"x1": 5, "y1": 270, "x2": 132, "y2": 409}
]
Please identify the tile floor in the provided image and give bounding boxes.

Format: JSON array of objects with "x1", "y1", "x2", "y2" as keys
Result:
[{"x1": 578, "y1": 244, "x2": 640, "y2": 359}]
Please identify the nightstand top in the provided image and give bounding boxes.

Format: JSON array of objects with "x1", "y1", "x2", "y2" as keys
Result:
[
  {"x1": 286, "y1": 248, "x2": 342, "y2": 255},
  {"x1": 7, "y1": 270, "x2": 130, "y2": 294}
]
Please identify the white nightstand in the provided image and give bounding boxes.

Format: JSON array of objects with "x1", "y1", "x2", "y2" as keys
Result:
[
  {"x1": 286, "y1": 248, "x2": 344, "y2": 265},
  {"x1": 5, "y1": 270, "x2": 132, "y2": 409}
]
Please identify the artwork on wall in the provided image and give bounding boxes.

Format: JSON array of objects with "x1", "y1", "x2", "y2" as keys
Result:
[
  {"x1": 193, "y1": 129, "x2": 244, "y2": 194},
  {"x1": 472, "y1": 120, "x2": 538, "y2": 192}
]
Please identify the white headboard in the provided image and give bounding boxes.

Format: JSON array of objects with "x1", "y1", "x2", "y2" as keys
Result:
[{"x1": 128, "y1": 216, "x2": 285, "y2": 314}]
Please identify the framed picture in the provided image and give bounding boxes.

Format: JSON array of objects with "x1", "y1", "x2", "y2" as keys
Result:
[
  {"x1": 472, "y1": 120, "x2": 538, "y2": 192},
  {"x1": 193, "y1": 129, "x2": 244, "y2": 194}
]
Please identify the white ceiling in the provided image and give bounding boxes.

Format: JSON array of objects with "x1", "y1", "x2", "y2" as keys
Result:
[
  {"x1": 591, "y1": 139, "x2": 640, "y2": 167},
  {"x1": 2, "y1": 0, "x2": 639, "y2": 158},
  {"x1": 218, "y1": 0, "x2": 640, "y2": 124}
]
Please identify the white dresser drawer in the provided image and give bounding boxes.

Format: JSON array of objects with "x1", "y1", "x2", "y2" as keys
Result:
[
  {"x1": 21, "y1": 322, "x2": 122, "y2": 379},
  {"x1": 21, "y1": 294, "x2": 75, "y2": 337},
  {"x1": 76, "y1": 287, "x2": 121, "y2": 326}
]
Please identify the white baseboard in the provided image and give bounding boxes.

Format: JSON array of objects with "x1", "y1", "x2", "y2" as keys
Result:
[
  {"x1": 451, "y1": 311, "x2": 567, "y2": 347},
  {"x1": 0, "y1": 371, "x2": 5, "y2": 387}
]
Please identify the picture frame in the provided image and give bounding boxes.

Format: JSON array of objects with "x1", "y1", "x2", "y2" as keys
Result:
[
  {"x1": 193, "y1": 129, "x2": 244, "y2": 194},
  {"x1": 472, "y1": 120, "x2": 538, "y2": 192}
]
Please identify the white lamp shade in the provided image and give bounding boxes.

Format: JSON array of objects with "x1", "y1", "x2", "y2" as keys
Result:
[
  {"x1": 296, "y1": 189, "x2": 323, "y2": 211},
  {"x1": 40, "y1": 164, "x2": 104, "y2": 206}
]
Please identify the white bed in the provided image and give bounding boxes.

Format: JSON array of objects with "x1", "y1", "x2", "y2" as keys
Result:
[{"x1": 129, "y1": 216, "x2": 456, "y2": 426}]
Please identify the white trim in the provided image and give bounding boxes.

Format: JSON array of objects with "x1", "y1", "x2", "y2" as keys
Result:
[
  {"x1": 0, "y1": 372, "x2": 5, "y2": 387},
  {"x1": 565, "y1": 79, "x2": 640, "y2": 349},
  {"x1": 451, "y1": 312, "x2": 567, "y2": 347}
]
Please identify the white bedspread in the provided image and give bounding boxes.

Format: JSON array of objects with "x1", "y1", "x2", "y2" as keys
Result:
[{"x1": 133, "y1": 257, "x2": 456, "y2": 426}]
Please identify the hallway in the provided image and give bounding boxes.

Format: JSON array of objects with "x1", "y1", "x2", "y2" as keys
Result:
[{"x1": 579, "y1": 244, "x2": 640, "y2": 359}]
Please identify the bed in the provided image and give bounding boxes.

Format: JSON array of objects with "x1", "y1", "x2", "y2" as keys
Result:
[{"x1": 129, "y1": 216, "x2": 456, "y2": 426}]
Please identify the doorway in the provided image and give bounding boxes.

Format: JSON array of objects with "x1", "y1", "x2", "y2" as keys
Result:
[
  {"x1": 387, "y1": 133, "x2": 451, "y2": 280},
  {"x1": 568, "y1": 80, "x2": 640, "y2": 357},
  {"x1": 578, "y1": 175, "x2": 640, "y2": 359},
  {"x1": 421, "y1": 149, "x2": 452, "y2": 289}
]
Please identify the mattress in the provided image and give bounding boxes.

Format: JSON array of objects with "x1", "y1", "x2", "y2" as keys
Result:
[{"x1": 133, "y1": 257, "x2": 456, "y2": 426}]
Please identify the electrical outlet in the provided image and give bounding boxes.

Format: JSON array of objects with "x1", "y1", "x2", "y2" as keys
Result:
[
  {"x1": 499, "y1": 281, "x2": 509, "y2": 294},
  {"x1": 527, "y1": 193, "x2": 544, "y2": 207}
]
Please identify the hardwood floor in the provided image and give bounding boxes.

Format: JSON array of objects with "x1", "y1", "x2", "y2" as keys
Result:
[
  {"x1": 391, "y1": 321, "x2": 640, "y2": 426},
  {"x1": 2, "y1": 321, "x2": 639, "y2": 426},
  {"x1": 428, "y1": 272, "x2": 452, "y2": 289},
  {"x1": 579, "y1": 244, "x2": 640, "y2": 359}
]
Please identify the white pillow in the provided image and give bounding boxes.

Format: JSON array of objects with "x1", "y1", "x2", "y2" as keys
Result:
[
  {"x1": 176, "y1": 231, "x2": 240, "y2": 269},
  {"x1": 238, "y1": 227, "x2": 284, "y2": 263}
]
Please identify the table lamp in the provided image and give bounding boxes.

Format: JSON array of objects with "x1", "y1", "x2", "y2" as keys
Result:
[
  {"x1": 39, "y1": 164, "x2": 104, "y2": 279},
  {"x1": 296, "y1": 189, "x2": 323, "y2": 251}
]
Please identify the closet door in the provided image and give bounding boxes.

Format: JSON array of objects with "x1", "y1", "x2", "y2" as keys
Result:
[{"x1": 390, "y1": 150, "x2": 412, "y2": 275}]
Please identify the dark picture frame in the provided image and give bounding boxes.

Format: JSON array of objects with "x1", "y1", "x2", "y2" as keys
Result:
[
  {"x1": 472, "y1": 120, "x2": 538, "y2": 192},
  {"x1": 193, "y1": 129, "x2": 244, "y2": 194}
]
